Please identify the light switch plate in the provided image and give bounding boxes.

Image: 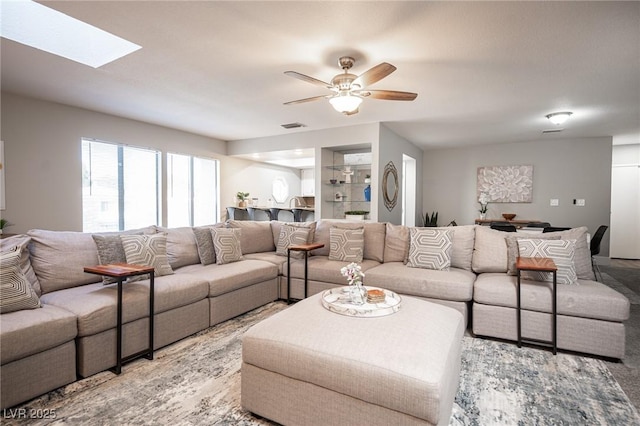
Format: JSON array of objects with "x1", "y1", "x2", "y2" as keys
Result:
[
  {"x1": 550, "y1": 199, "x2": 559, "y2": 206},
  {"x1": 576, "y1": 199, "x2": 585, "y2": 206}
]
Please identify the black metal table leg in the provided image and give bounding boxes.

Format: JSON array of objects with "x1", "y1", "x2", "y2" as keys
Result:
[
  {"x1": 517, "y1": 269, "x2": 522, "y2": 348},
  {"x1": 287, "y1": 248, "x2": 292, "y2": 304},
  {"x1": 148, "y1": 271, "x2": 154, "y2": 360},
  {"x1": 115, "y1": 278, "x2": 123, "y2": 374}
]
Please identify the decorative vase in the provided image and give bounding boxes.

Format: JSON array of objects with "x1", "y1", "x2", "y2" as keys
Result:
[
  {"x1": 239, "y1": 201, "x2": 247, "y2": 208},
  {"x1": 480, "y1": 212, "x2": 486, "y2": 220},
  {"x1": 364, "y1": 184, "x2": 371, "y2": 202},
  {"x1": 350, "y1": 284, "x2": 366, "y2": 305}
]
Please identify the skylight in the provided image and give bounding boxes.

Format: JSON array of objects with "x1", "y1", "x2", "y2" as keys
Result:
[{"x1": 0, "y1": 0, "x2": 141, "y2": 68}]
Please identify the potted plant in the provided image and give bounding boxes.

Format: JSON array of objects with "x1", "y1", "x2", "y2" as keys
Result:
[
  {"x1": 424, "y1": 211, "x2": 438, "y2": 227},
  {"x1": 345, "y1": 210, "x2": 369, "y2": 221},
  {"x1": 236, "y1": 192, "x2": 250, "y2": 208},
  {"x1": 0, "y1": 218, "x2": 11, "y2": 235}
]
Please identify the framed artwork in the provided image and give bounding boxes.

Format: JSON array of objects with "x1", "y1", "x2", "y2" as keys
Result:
[{"x1": 477, "y1": 164, "x2": 533, "y2": 203}]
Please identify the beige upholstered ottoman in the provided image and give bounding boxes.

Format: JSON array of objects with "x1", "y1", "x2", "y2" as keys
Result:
[{"x1": 241, "y1": 292, "x2": 465, "y2": 426}]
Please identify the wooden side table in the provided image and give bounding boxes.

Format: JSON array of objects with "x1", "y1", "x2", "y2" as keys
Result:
[
  {"x1": 515, "y1": 256, "x2": 558, "y2": 354},
  {"x1": 84, "y1": 263, "x2": 155, "y2": 374},
  {"x1": 286, "y1": 243, "x2": 324, "y2": 304}
]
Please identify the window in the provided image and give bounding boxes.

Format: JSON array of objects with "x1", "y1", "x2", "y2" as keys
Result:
[
  {"x1": 82, "y1": 139, "x2": 160, "y2": 232},
  {"x1": 167, "y1": 153, "x2": 219, "y2": 227}
]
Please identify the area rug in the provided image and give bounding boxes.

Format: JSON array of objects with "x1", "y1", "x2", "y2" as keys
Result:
[{"x1": 5, "y1": 301, "x2": 639, "y2": 426}]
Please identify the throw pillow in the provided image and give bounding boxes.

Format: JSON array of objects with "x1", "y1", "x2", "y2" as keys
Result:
[
  {"x1": 517, "y1": 239, "x2": 578, "y2": 285},
  {"x1": 120, "y1": 233, "x2": 174, "y2": 280},
  {"x1": 328, "y1": 226, "x2": 364, "y2": 262},
  {"x1": 211, "y1": 228, "x2": 244, "y2": 265},
  {"x1": 92, "y1": 234, "x2": 131, "y2": 284},
  {"x1": 505, "y1": 234, "x2": 561, "y2": 276},
  {"x1": 193, "y1": 224, "x2": 224, "y2": 265},
  {"x1": 407, "y1": 228, "x2": 453, "y2": 271},
  {"x1": 0, "y1": 235, "x2": 42, "y2": 296},
  {"x1": 0, "y1": 247, "x2": 42, "y2": 314},
  {"x1": 276, "y1": 225, "x2": 312, "y2": 259}
]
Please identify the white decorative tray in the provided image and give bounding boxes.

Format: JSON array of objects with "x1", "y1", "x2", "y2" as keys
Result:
[{"x1": 321, "y1": 286, "x2": 402, "y2": 317}]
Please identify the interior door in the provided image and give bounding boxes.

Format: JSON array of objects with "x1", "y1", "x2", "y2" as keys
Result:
[{"x1": 610, "y1": 164, "x2": 640, "y2": 259}]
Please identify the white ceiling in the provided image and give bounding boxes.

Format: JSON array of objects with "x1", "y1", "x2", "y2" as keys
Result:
[{"x1": 2, "y1": 1, "x2": 639, "y2": 159}]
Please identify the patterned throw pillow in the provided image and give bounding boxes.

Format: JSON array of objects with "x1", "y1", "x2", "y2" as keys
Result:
[
  {"x1": 120, "y1": 233, "x2": 174, "y2": 280},
  {"x1": 0, "y1": 247, "x2": 42, "y2": 313},
  {"x1": 517, "y1": 239, "x2": 578, "y2": 285},
  {"x1": 93, "y1": 234, "x2": 131, "y2": 284},
  {"x1": 193, "y1": 224, "x2": 224, "y2": 265},
  {"x1": 328, "y1": 226, "x2": 364, "y2": 262},
  {"x1": 276, "y1": 225, "x2": 311, "y2": 259},
  {"x1": 505, "y1": 234, "x2": 561, "y2": 276},
  {"x1": 407, "y1": 228, "x2": 453, "y2": 271},
  {"x1": 211, "y1": 228, "x2": 244, "y2": 265}
]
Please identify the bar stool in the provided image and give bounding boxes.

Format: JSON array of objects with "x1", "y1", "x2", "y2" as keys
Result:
[
  {"x1": 290, "y1": 208, "x2": 304, "y2": 223},
  {"x1": 246, "y1": 207, "x2": 257, "y2": 221},
  {"x1": 269, "y1": 208, "x2": 282, "y2": 221}
]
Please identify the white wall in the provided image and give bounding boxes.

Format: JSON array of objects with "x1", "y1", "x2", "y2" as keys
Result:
[
  {"x1": 378, "y1": 124, "x2": 424, "y2": 225},
  {"x1": 0, "y1": 93, "x2": 300, "y2": 233},
  {"x1": 423, "y1": 137, "x2": 613, "y2": 254},
  {"x1": 610, "y1": 143, "x2": 640, "y2": 259}
]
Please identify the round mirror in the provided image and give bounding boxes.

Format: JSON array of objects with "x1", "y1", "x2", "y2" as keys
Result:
[{"x1": 382, "y1": 161, "x2": 398, "y2": 211}]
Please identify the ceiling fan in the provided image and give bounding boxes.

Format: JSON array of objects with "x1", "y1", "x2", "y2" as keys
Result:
[{"x1": 284, "y1": 56, "x2": 418, "y2": 115}]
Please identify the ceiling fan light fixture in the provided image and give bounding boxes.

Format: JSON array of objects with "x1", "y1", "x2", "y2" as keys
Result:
[
  {"x1": 329, "y1": 92, "x2": 362, "y2": 114},
  {"x1": 546, "y1": 111, "x2": 573, "y2": 125}
]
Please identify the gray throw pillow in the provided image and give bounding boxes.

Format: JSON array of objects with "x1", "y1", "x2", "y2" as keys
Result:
[
  {"x1": 407, "y1": 228, "x2": 453, "y2": 271},
  {"x1": 276, "y1": 224, "x2": 312, "y2": 259},
  {"x1": 92, "y1": 234, "x2": 129, "y2": 284},
  {"x1": 328, "y1": 226, "x2": 364, "y2": 263},
  {"x1": 0, "y1": 247, "x2": 42, "y2": 313},
  {"x1": 517, "y1": 239, "x2": 578, "y2": 285},
  {"x1": 120, "y1": 233, "x2": 174, "y2": 280},
  {"x1": 193, "y1": 224, "x2": 224, "y2": 265},
  {"x1": 211, "y1": 228, "x2": 244, "y2": 265}
]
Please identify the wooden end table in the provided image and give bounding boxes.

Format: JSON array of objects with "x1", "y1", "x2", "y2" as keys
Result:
[
  {"x1": 515, "y1": 256, "x2": 558, "y2": 354},
  {"x1": 286, "y1": 243, "x2": 324, "y2": 304},
  {"x1": 84, "y1": 263, "x2": 155, "y2": 374}
]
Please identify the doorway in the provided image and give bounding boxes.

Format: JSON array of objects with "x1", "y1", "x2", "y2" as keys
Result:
[{"x1": 402, "y1": 154, "x2": 417, "y2": 226}]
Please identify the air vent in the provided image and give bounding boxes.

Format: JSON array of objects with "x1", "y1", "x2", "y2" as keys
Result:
[
  {"x1": 281, "y1": 122, "x2": 306, "y2": 129},
  {"x1": 542, "y1": 128, "x2": 564, "y2": 134}
]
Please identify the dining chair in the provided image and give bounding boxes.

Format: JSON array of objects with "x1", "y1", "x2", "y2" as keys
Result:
[
  {"x1": 590, "y1": 225, "x2": 609, "y2": 281},
  {"x1": 542, "y1": 227, "x2": 571, "y2": 233},
  {"x1": 526, "y1": 222, "x2": 551, "y2": 228},
  {"x1": 490, "y1": 224, "x2": 517, "y2": 232}
]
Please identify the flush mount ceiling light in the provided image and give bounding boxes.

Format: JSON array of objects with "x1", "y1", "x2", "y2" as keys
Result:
[
  {"x1": 284, "y1": 56, "x2": 417, "y2": 115},
  {"x1": 0, "y1": 0, "x2": 141, "y2": 68},
  {"x1": 546, "y1": 111, "x2": 573, "y2": 125}
]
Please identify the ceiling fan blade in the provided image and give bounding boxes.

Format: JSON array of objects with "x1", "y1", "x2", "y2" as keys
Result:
[
  {"x1": 284, "y1": 71, "x2": 332, "y2": 88},
  {"x1": 283, "y1": 95, "x2": 331, "y2": 105},
  {"x1": 352, "y1": 62, "x2": 396, "y2": 88},
  {"x1": 357, "y1": 90, "x2": 418, "y2": 101}
]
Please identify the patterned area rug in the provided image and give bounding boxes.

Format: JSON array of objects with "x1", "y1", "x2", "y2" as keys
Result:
[{"x1": 5, "y1": 301, "x2": 639, "y2": 426}]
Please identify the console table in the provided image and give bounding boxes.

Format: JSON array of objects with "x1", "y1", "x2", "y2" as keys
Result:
[
  {"x1": 84, "y1": 263, "x2": 155, "y2": 374},
  {"x1": 515, "y1": 256, "x2": 558, "y2": 354},
  {"x1": 475, "y1": 219, "x2": 542, "y2": 229},
  {"x1": 286, "y1": 243, "x2": 324, "y2": 304}
]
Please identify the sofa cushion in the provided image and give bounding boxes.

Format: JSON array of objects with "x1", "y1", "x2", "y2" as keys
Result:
[
  {"x1": 227, "y1": 220, "x2": 275, "y2": 254},
  {"x1": 92, "y1": 233, "x2": 140, "y2": 284},
  {"x1": 328, "y1": 226, "x2": 364, "y2": 262},
  {"x1": 276, "y1": 225, "x2": 311, "y2": 259},
  {"x1": 312, "y1": 220, "x2": 385, "y2": 262},
  {"x1": 407, "y1": 228, "x2": 453, "y2": 271},
  {"x1": 40, "y1": 274, "x2": 208, "y2": 337},
  {"x1": 473, "y1": 273, "x2": 630, "y2": 322},
  {"x1": 285, "y1": 256, "x2": 381, "y2": 284},
  {"x1": 384, "y1": 224, "x2": 475, "y2": 271},
  {"x1": 243, "y1": 252, "x2": 288, "y2": 275},
  {"x1": 121, "y1": 233, "x2": 174, "y2": 278},
  {"x1": 0, "y1": 304, "x2": 77, "y2": 365},
  {"x1": 365, "y1": 262, "x2": 475, "y2": 302},
  {"x1": 211, "y1": 228, "x2": 244, "y2": 265},
  {"x1": 158, "y1": 226, "x2": 200, "y2": 269},
  {"x1": 518, "y1": 239, "x2": 578, "y2": 285},
  {"x1": 175, "y1": 260, "x2": 278, "y2": 297},
  {"x1": 471, "y1": 226, "x2": 509, "y2": 273},
  {"x1": 28, "y1": 229, "x2": 102, "y2": 294},
  {"x1": 0, "y1": 235, "x2": 41, "y2": 296},
  {"x1": 0, "y1": 247, "x2": 41, "y2": 314},
  {"x1": 193, "y1": 223, "x2": 225, "y2": 265}
]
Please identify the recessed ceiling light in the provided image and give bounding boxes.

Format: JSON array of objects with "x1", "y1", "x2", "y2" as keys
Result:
[
  {"x1": 545, "y1": 111, "x2": 573, "y2": 125},
  {"x1": 0, "y1": 0, "x2": 141, "y2": 68}
]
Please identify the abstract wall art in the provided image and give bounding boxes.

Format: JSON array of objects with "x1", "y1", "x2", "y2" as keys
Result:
[{"x1": 477, "y1": 164, "x2": 533, "y2": 203}]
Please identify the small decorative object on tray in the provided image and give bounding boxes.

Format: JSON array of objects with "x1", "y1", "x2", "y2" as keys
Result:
[{"x1": 367, "y1": 289, "x2": 386, "y2": 303}]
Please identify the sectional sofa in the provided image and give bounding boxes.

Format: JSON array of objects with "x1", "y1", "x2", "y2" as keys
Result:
[{"x1": 0, "y1": 220, "x2": 630, "y2": 409}]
